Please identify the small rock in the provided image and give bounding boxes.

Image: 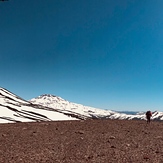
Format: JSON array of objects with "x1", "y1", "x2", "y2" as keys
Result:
[
  {"x1": 109, "y1": 136, "x2": 115, "y2": 139},
  {"x1": 143, "y1": 155, "x2": 150, "y2": 160},
  {"x1": 75, "y1": 131, "x2": 84, "y2": 134},
  {"x1": 2, "y1": 134, "x2": 7, "y2": 137},
  {"x1": 126, "y1": 144, "x2": 130, "y2": 147},
  {"x1": 22, "y1": 127, "x2": 27, "y2": 130},
  {"x1": 87, "y1": 155, "x2": 93, "y2": 159}
]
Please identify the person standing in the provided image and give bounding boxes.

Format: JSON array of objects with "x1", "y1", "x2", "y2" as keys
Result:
[{"x1": 146, "y1": 111, "x2": 152, "y2": 123}]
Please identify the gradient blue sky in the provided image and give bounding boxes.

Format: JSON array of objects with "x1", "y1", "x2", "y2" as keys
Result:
[{"x1": 1, "y1": 0, "x2": 163, "y2": 112}]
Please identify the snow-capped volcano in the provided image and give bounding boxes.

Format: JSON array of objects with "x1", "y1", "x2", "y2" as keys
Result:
[
  {"x1": 1, "y1": 87, "x2": 163, "y2": 123},
  {"x1": 30, "y1": 94, "x2": 115, "y2": 118}
]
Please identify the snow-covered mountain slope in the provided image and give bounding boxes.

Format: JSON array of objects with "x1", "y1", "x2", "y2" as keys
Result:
[
  {"x1": 30, "y1": 94, "x2": 115, "y2": 119},
  {"x1": 1, "y1": 87, "x2": 163, "y2": 123},
  {"x1": 30, "y1": 94, "x2": 162, "y2": 121},
  {"x1": 0, "y1": 88, "x2": 78, "y2": 123}
]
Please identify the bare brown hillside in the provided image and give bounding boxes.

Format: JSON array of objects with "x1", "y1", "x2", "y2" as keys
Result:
[{"x1": 0, "y1": 120, "x2": 163, "y2": 163}]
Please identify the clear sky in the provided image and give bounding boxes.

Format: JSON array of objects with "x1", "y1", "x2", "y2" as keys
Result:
[{"x1": 1, "y1": 0, "x2": 163, "y2": 112}]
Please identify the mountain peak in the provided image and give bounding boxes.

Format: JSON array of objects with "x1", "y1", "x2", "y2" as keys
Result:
[
  {"x1": 39, "y1": 94, "x2": 57, "y2": 98},
  {"x1": 33, "y1": 94, "x2": 65, "y2": 101}
]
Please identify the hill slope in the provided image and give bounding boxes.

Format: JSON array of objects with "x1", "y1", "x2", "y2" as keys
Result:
[
  {"x1": 0, "y1": 88, "x2": 78, "y2": 123},
  {"x1": 1, "y1": 87, "x2": 163, "y2": 123}
]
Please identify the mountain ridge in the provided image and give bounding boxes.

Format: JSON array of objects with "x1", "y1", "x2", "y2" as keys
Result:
[{"x1": 0, "y1": 87, "x2": 163, "y2": 123}]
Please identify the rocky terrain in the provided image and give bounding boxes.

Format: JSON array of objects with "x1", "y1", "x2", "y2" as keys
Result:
[{"x1": 0, "y1": 119, "x2": 163, "y2": 163}]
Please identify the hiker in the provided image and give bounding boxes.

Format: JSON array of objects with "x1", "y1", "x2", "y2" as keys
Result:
[{"x1": 146, "y1": 111, "x2": 152, "y2": 123}]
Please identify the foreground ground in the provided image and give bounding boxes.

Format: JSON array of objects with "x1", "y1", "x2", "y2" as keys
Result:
[{"x1": 0, "y1": 119, "x2": 163, "y2": 163}]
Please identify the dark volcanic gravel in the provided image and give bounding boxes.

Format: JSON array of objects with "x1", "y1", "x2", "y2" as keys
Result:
[{"x1": 0, "y1": 120, "x2": 163, "y2": 163}]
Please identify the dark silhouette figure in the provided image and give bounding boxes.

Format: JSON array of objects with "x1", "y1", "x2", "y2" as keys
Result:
[{"x1": 146, "y1": 111, "x2": 152, "y2": 123}]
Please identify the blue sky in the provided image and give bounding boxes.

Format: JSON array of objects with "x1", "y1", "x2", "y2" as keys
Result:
[{"x1": 1, "y1": 0, "x2": 163, "y2": 112}]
